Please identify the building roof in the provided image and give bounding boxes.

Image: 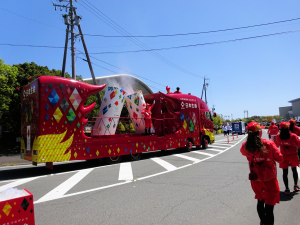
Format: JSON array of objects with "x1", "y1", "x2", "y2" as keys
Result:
[
  {"x1": 83, "y1": 74, "x2": 153, "y2": 95},
  {"x1": 288, "y1": 97, "x2": 300, "y2": 103}
]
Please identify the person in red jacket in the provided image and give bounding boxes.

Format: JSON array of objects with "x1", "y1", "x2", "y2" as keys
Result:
[
  {"x1": 289, "y1": 119, "x2": 300, "y2": 160},
  {"x1": 240, "y1": 122, "x2": 283, "y2": 225},
  {"x1": 142, "y1": 100, "x2": 155, "y2": 135},
  {"x1": 276, "y1": 122, "x2": 300, "y2": 194},
  {"x1": 267, "y1": 122, "x2": 279, "y2": 142}
]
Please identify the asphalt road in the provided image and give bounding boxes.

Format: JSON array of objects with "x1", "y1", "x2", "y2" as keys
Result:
[{"x1": 0, "y1": 132, "x2": 299, "y2": 225}]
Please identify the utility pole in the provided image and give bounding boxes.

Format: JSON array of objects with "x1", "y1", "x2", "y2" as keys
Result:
[
  {"x1": 212, "y1": 105, "x2": 215, "y2": 114},
  {"x1": 201, "y1": 77, "x2": 209, "y2": 104},
  {"x1": 53, "y1": 0, "x2": 102, "y2": 104}
]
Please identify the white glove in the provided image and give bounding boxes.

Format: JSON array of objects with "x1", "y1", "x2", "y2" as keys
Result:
[{"x1": 153, "y1": 100, "x2": 155, "y2": 104}]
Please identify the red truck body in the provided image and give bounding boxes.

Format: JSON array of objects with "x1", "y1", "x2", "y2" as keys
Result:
[{"x1": 20, "y1": 76, "x2": 215, "y2": 167}]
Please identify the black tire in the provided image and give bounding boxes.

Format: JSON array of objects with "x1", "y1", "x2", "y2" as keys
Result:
[
  {"x1": 105, "y1": 155, "x2": 123, "y2": 164},
  {"x1": 201, "y1": 137, "x2": 208, "y2": 149},
  {"x1": 129, "y1": 153, "x2": 142, "y2": 161},
  {"x1": 186, "y1": 140, "x2": 193, "y2": 152}
]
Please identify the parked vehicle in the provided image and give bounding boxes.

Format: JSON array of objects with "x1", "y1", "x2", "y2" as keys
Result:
[{"x1": 231, "y1": 121, "x2": 246, "y2": 135}]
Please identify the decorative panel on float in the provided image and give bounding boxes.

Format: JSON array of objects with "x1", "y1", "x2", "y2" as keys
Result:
[
  {"x1": 93, "y1": 87, "x2": 127, "y2": 135},
  {"x1": 125, "y1": 90, "x2": 147, "y2": 133}
]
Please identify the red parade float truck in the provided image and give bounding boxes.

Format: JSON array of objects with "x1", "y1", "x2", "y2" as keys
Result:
[{"x1": 20, "y1": 76, "x2": 215, "y2": 169}]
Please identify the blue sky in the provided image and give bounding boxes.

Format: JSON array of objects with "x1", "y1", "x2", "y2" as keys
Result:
[{"x1": 1, "y1": 0, "x2": 300, "y2": 119}]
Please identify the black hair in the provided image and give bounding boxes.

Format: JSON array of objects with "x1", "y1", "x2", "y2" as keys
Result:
[
  {"x1": 289, "y1": 122, "x2": 295, "y2": 133},
  {"x1": 176, "y1": 87, "x2": 180, "y2": 90},
  {"x1": 279, "y1": 127, "x2": 290, "y2": 140}
]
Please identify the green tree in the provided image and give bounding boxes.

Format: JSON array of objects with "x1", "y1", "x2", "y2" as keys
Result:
[
  {"x1": 0, "y1": 60, "x2": 84, "y2": 136},
  {"x1": 0, "y1": 59, "x2": 18, "y2": 116},
  {"x1": 212, "y1": 114, "x2": 223, "y2": 126}
]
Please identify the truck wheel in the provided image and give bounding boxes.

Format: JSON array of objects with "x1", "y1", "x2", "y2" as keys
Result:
[
  {"x1": 129, "y1": 153, "x2": 142, "y2": 161},
  {"x1": 105, "y1": 155, "x2": 123, "y2": 164},
  {"x1": 202, "y1": 137, "x2": 208, "y2": 149},
  {"x1": 186, "y1": 140, "x2": 193, "y2": 152}
]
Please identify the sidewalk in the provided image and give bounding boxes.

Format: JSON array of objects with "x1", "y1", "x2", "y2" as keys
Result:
[{"x1": 0, "y1": 154, "x2": 31, "y2": 166}]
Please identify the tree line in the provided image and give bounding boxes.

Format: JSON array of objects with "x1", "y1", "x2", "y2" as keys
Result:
[{"x1": 0, "y1": 59, "x2": 102, "y2": 137}]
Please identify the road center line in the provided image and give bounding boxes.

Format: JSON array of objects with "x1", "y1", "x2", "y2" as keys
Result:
[
  {"x1": 118, "y1": 162, "x2": 133, "y2": 181},
  {"x1": 151, "y1": 158, "x2": 177, "y2": 171},
  {"x1": 35, "y1": 168, "x2": 94, "y2": 203}
]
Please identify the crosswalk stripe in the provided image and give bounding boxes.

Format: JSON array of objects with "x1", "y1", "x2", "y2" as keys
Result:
[
  {"x1": 0, "y1": 177, "x2": 40, "y2": 192},
  {"x1": 173, "y1": 154, "x2": 200, "y2": 162},
  {"x1": 151, "y1": 158, "x2": 177, "y2": 171},
  {"x1": 35, "y1": 168, "x2": 94, "y2": 203},
  {"x1": 205, "y1": 148, "x2": 223, "y2": 152},
  {"x1": 192, "y1": 151, "x2": 215, "y2": 157},
  {"x1": 118, "y1": 162, "x2": 133, "y2": 181},
  {"x1": 211, "y1": 145, "x2": 227, "y2": 149},
  {"x1": 213, "y1": 143, "x2": 234, "y2": 146}
]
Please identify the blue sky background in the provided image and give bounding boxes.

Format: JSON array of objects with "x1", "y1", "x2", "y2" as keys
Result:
[{"x1": 1, "y1": 0, "x2": 300, "y2": 119}]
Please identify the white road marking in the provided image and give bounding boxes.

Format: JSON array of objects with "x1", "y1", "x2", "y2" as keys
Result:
[
  {"x1": 118, "y1": 162, "x2": 133, "y2": 181},
  {"x1": 0, "y1": 177, "x2": 40, "y2": 192},
  {"x1": 192, "y1": 151, "x2": 215, "y2": 157},
  {"x1": 23, "y1": 135, "x2": 246, "y2": 204},
  {"x1": 35, "y1": 168, "x2": 93, "y2": 203},
  {"x1": 210, "y1": 145, "x2": 227, "y2": 149},
  {"x1": 151, "y1": 158, "x2": 177, "y2": 171},
  {"x1": 213, "y1": 143, "x2": 234, "y2": 146},
  {"x1": 173, "y1": 154, "x2": 200, "y2": 162},
  {"x1": 206, "y1": 148, "x2": 223, "y2": 152}
]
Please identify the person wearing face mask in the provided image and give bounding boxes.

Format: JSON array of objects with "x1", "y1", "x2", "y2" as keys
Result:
[
  {"x1": 276, "y1": 122, "x2": 300, "y2": 195},
  {"x1": 240, "y1": 122, "x2": 283, "y2": 225}
]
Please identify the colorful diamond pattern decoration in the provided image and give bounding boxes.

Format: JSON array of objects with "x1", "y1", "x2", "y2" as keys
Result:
[
  {"x1": 77, "y1": 122, "x2": 80, "y2": 128},
  {"x1": 48, "y1": 89, "x2": 60, "y2": 107},
  {"x1": 69, "y1": 88, "x2": 82, "y2": 110},
  {"x1": 53, "y1": 107, "x2": 63, "y2": 123},
  {"x1": 2, "y1": 202, "x2": 12, "y2": 216},
  {"x1": 86, "y1": 147, "x2": 90, "y2": 153},
  {"x1": 60, "y1": 97, "x2": 69, "y2": 112},
  {"x1": 189, "y1": 120, "x2": 194, "y2": 132},
  {"x1": 45, "y1": 104, "x2": 49, "y2": 111},
  {"x1": 45, "y1": 114, "x2": 50, "y2": 121},
  {"x1": 183, "y1": 120, "x2": 187, "y2": 130},
  {"x1": 66, "y1": 108, "x2": 76, "y2": 125}
]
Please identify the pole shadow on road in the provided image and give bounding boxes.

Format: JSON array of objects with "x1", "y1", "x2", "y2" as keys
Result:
[{"x1": 279, "y1": 191, "x2": 299, "y2": 201}]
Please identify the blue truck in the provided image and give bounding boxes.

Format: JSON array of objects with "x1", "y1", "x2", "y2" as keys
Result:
[{"x1": 231, "y1": 121, "x2": 246, "y2": 135}]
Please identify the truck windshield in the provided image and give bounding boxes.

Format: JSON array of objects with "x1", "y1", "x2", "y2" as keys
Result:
[{"x1": 205, "y1": 112, "x2": 212, "y2": 121}]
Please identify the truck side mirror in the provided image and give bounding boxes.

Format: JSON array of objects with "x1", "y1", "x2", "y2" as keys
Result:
[{"x1": 213, "y1": 113, "x2": 217, "y2": 117}]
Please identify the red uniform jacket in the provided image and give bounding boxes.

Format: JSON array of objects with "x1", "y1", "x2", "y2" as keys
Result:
[
  {"x1": 276, "y1": 133, "x2": 300, "y2": 155},
  {"x1": 240, "y1": 139, "x2": 283, "y2": 181},
  {"x1": 290, "y1": 125, "x2": 300, "y2": 136},
  {"x1": 142, "y1": 104, "x2": 154, "y2": 128},
  {"x1": 268, "y1": 125, "x2": 279, "y2": 135}
]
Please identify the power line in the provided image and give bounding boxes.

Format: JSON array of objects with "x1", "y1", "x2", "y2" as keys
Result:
[
  {"x1": 2, "y1": 27, "x2": 299, "y2": 51},
  {"x1": 81, "y1": 17, "x2": 300, "y2": 38},
  {"x1": 76, "y1": 50, "x2": 170, "y2": 89},
  {"x1": 0, "y1": 7, "x2": 65, "y2": 31},
  {"x1": 0, "y1": 43, "x2": 64, "y2": 48},
  {"x1": 84, "y1": 28, "x2": 300, "y2": 54},
  {"x1": 79, "y1": 0, "x2": 204, "y2": 79},
  {"x1": 78, "y1": 57, "x2": 165, "y2": 92}
]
